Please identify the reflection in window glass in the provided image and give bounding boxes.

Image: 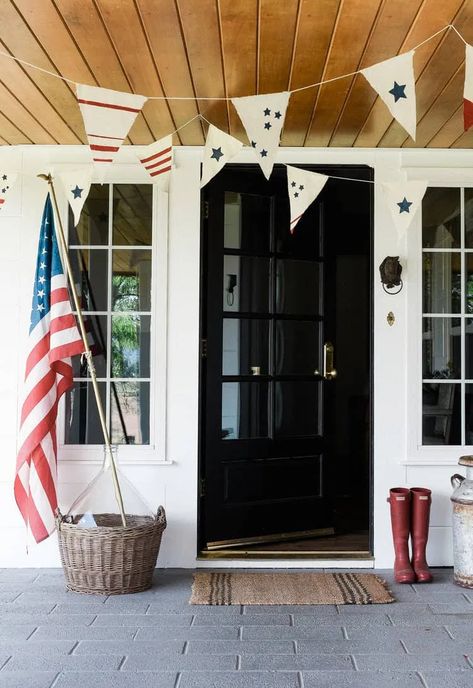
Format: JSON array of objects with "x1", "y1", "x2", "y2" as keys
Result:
[
  {"x1": 465, "y1": 188, "x2": 473, "y2": 248},
  {"x1": 422, "y1": 187, "x2": 460, "y2": 248},
  {"x1": 112, "y1": 315, "x2": 150, "y2": 378},
  {"x1": 422, "y1": 318, "x2": 461, "y2": 379},
  {"x1": 222, "y1": 382, "x2": 268, "y2": 440},
  {"x1": 222, "y1": 318, "x2": 269, "y2": 376},
  {"x1": 113, "y1": 185, "x2": 152, "y2": 246},
  {"x1": 112, "y1": 249, "x2": 152, "y2": 311},
  {"x1": 423, "y1": 252, "x2": 460, "y2": 314},
  {"x1": 422, "y1": 383, "x2": 460, "y2": 445},
  {"x1": 275, "y1": 381, "x2": 320, "y2": 437},
  {"x1": 276, "y1": 260, "x2": 321, "y2": 315},
  {"x1": 223, "y1": 255, "x2": 270, "y2": 313},
  {"x1": 72, "y1": 315, "x2": 107, "y2": 378},
  {"x1": 224, "y1": 192, "x2": 270, "y2": 252},
  {"x1": 69, "y1": 184, "x2": 109, "y2": 246},
  {"x1": 65, "y1": 382, "x2": 107, "y2": 444},
  {"x1": 70, "y1": 249, "x2": 108, "y2": 312},
  {"x1": 110, "y1": 382, "x2": 150, "y2": 445}
]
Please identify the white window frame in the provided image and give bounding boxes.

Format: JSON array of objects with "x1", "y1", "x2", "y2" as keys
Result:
[
  {"x1": 57, "y1": 177, "x2": 171, "y2": 466},
  {"x1": 406, "y1": 173, "x2": 473, "y2": 465}
]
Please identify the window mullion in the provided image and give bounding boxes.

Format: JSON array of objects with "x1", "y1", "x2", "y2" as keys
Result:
[{"x1": 106, "y1": 184, "x2": 113, "y2": 440}]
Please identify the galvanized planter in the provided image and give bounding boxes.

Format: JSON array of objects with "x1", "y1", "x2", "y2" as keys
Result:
[{"x1": 451, "y1": 456, "x2": 473, "y2": 588}]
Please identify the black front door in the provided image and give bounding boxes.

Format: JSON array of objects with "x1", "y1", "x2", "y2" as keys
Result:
[{"x1": 199, "y1": 164, "x2": 372, "y2": 551}]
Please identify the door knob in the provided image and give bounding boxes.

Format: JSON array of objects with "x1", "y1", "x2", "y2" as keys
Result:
[{"x1": 323, "y1": 342, "x2": 337, "y2": 380}]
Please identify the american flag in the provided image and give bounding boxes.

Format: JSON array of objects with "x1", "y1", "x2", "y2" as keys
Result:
[{"x1": 14, "y1": 195, "x2": 85, "y2": 542}]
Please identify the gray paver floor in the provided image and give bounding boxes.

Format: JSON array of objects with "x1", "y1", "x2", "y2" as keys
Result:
[{"x1": 0, "y1": 567, "x2": 472, "y2": 687}]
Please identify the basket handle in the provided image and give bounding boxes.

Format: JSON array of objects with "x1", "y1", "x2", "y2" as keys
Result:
[{"x1": 156, "y1": 506, "x2": 167, "y2": 529}]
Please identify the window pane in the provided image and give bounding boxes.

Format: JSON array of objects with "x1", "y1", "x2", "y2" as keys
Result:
[
  {"x1": 71, "y1": 315, "x2": 107, "y2": 378},
  {"x1": 276, "y1": 259, "x2": 321, "y2": 315},
  {"x1": 113, "y1": 184, "x2": 152, "y2": 246},
  {"x1": 423, "y1": 252, "x2": 461, "y2": 313},
  {"x1": 222, "y1": 318, "x2": 269, "y2": 376},
  {"x1": 465, "y1": 384, "x2": 473, "y2": 444},
  {"x1": 467, "y1": 319, "x2": 473, "y2": 379},
  {"x1": 275, "y1": 320, "x2": 320, "y2": 375},
  {"x1": 70, "y1": 249, "x2": 108, "y2": 312},
  {"x1": 423, "y1": 383, "x2": 460, "y2": 445},
  {"x1": 222, "y1": 382, "x2": 268, "y2": 439},
  {"x1": 465, "y1": 188, "x2": 473, "y2": 248},
  {"x1": 423, "y1": 318, "x2": 461, "y2": 379},
  {"x1": 465, "y1": 255, "x2": 473, "y2": 314},
  {"x1": 275, "y1": 381, "x2": 320, "y2": 437},
  {"x1": 110, "y1": 382, "x2": 150, "y2": 444},
  {"x1": 111, "y1": 315, "x2": 150, "y2": 378},
  {"x1": 112, "y1": 249, "x2": 152, "y2": 311},
  {"x1": 223, "y1": 255, "x2": 270, "y2": 313},
  {"x1": 224, "y1": 192, "x2": 270, "y2": 252},
  {"x1": 68, "y1": 184, "x2": 109, "y2": 246},
  {"x1": 64, "y1": 381, "x2": 106, "y2": 444},
  {"x1": 422, "y1": 187, "x2": 461, "y2": 248}
]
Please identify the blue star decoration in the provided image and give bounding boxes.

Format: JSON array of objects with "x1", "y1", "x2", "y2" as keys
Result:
[
  {"x1": 71, "y1": 185, "x2": 83, "y2": 199},
  {"x1": 299, "y1": 185, "x2": 304, "y2": 190},
  {"x1": 291, "y1": 181, "x2": 296, "y2": 187},
  {"x1": 260, "y1": 149, "x2": 268, "y2": 158},
  {"x1": 211, "y1": 147, "x2": 224, "y2": 162},
  {"x1": 264, "y1": 122, "x2": 272, "y2": 130},
  {"x1": 251, "y1": 141, "x2": 257, "y2": 148},
  {"x1": 397, "y1": 197, "x2": 412, "y2": 214},
  {"x1": 389, "y1": 81, "x2": 407, "y2": 103},
  {"x1": 294, "y1": 192, "x2": 299, "y2": 198},
  {"x1": 274, "y1": 111, "x2": 282, "y2": 119},
  {"x1": 264, "y1": 107, "x2": 271, "y2": 116}
]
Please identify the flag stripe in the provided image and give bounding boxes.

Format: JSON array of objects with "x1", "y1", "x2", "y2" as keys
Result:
[
  {"x1": 145, "y1": 156, "x2": 172, "y2": 170},
  {"x1": 90, "y1": 144, "x2": 120, "y2": 153},
  {"x1": 77, "y1": 98, "x2": 141, "y2": 113},
  {"x1": 140, "y1": 146, "x2": 172, "y2": 164},
  {"x1": 88, "y1": 133, "x2": 124, "y2": 140},
  {"x1": 150, "y1": 165, "x2": 172, "y2": 177}
]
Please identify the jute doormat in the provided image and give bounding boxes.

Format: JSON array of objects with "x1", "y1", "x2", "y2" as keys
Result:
[{"x1": 190, "y1": 572, "x2": 394, "y2": 605}]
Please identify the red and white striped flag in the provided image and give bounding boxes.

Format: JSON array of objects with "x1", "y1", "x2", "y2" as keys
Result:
[
  {"x1": 138, "y1": 135, "x2": 173, "y2": 190},
  {"x1": 14, "y1": 195, "x2": 85, "y2": 542},
  {"x1": 76, "y1": 84, "x2": 147, "y2": 166}
]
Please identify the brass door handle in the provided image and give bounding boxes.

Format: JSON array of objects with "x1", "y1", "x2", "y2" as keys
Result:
[{"x1": 323, "y1": 342, "x2": 337, "y2": 380}]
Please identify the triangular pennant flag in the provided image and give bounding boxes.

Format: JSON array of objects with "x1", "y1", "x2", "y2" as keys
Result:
[
  {"x1": 382, "y1": 180, "x2": 428, "y2": 237},
  {"x1": 464, "y1": 44, "x2": 473, "y2": 131},
  {"x1": 58, "y1": 167, "x2": 93, "y2": 226},
  {"x1": 361, "y1": 51, "x2": 416, "y2": 140},
  {"x1": 138, "y1": 135, "x2": 173, "y2": 191},
  {"x1": 76, "y1": 84, "x2": 147, "y2": 166},
  {"x1": 0, "y1": 172, "x2": 17, "y2": 211},
  {"x1": 232, "y1": 91, "x2": 290, "y2": 179},
  {"x1": 286, "y1": 166, "x2": 328, "y2": 233},
  {"x1": 200, "y1": 125, "x2": 243, "y2": 187}
]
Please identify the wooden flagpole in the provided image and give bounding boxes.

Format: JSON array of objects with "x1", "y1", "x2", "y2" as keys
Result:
[{"x1": 38, "y1": 173, "x2": 127, "y2": 527}]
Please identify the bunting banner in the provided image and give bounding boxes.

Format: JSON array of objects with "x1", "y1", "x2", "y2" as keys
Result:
[
  {"x1": 58, "y1": 167, "x2": 93, "y2": 226},
  {"x1": 361, "y1": 51, "x2": 416, "y2": 140},
  {"x1": 76, "y1": 84, "x2": 147, "y2": 166},
  {"x1": 286, "y1": 166, "x2": 328, "y2": 233},
  {"x1": 138, "y1": 135, "x2": 173, "y2": 190},
  {"x1": 382, "y1": 180, "x2": 428, "y2": 237},
  {"x1": 0, "y1": 172, "x2": 17, "y2": 210},
  {"x1": 200, "y1": 124, "x2": 243, "y2": 187},
  {"x1": 231, "y1": 91, "x2": 290, "y2": 179},
  {"x1": 464, "y1": 44, "x2": 473, "y2": 131}
]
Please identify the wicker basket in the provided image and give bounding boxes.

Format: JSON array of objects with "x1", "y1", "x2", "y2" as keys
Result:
[{"x1": 56, "y1": 506, "x2": 167, "y2": 594}]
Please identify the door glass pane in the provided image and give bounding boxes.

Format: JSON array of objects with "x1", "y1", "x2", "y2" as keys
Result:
[
  {"x1": 276, "y1": 259, "x2": 321, "y2": 315},
  {"x1": 110, "y1": 382, "x2": 150, "y2": 444},
  {"x1": 465, "y1": 188, "x2": 473, "y2": 248},
  {"x1": 112, "y1": 249, "x2": 152, "y2": 311},
  {"x1": 71, "y1": 315, "x2": 107, "y2": 378},
  {"x1": 423, "y1": 318, "x2": 461, "y2": 379},
  {"x1": 111, "y1": 315, "x2": 150, "y2": 378},
  {"x1": 222, "y1": 318, "x2": 269, "y2": 376},
  {"x1": 423, "y1": 383, "x2": 460, "y2": 445},
  {"x1": 465, "y1": 384, "x2": 473, "y2": 444},
  {"x1": 64, "y1": 382, "x2": 106, "y2": 444},
  {"x1": 274, "y1": 381, "x2": 320, "y2": 437},
  {"x1": 222, "y1": 382, "x2": 268, "y2": 439},
  {"x1": 467, "y1": 319, "x2": 473, "y2": 379},
  {"x1": 70, "y1": 249, "x2": 108, "y2": 312},
  {"x1": 465, "y1": 255, "x2": 473, "y2": 314},
  {"x1": 423, "y1": 253, "x2": 461, "y2": 313},
  {"x1": 68, "y1": 184, "x2": 109, "y2": 246},
  {"x1": 276, "y1": 320, "x2": 320, "y2": 375},
  {"x1": 224, "y1": 192, "x2": 270, "y2": 252},
  {"x1": 113, "y1": 184, "x2": 152, "y2": 246},
  {"x1": 422, "y1": 187, "x2": 461, "y2": 248},
  {"x1": 223, "y1": 255, "x2": 270, "y2": 313}
]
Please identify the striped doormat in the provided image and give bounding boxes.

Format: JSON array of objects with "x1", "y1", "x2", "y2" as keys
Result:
[{"x1": 190, "y1": 572, "x2": 394, "y2": 605}]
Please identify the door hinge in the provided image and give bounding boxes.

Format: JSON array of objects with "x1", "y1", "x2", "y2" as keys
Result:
[
  {"x1": 201, "y1": 338, "x2": 208, "y2": 358},
  {"x1": 203, "y1": 201, "x2": 209, "y2": 220},
  {"x1": 199, "y1": 477, "x2": 206, "y2": 498}
]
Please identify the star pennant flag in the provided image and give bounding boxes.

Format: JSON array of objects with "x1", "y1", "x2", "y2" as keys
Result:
[
  {"x1": 286, "y1": 166, "x2": 328, "y2": 233},
  {"x1": 0, "y1": 172, "x2": 17, "y2": 210},
  {"x1": 58, "y1": 167, "x2": 93, "y2": 226},
  {"x1": 464, "y1": 44, "x2": 473, "y2": 131},
  {"x1": 361, "y1": 51, "x2": 416, "y2": 140},
  {"x1": 232, "y1": 91, "x2": 290, "y2": 179},
  {"x1": 76, "y1": 84, "x2": 147, "y2": 166},
  {"x1": 201, "y1": 124, "x2": 243, "y2": 187},
  {"x1": 382, "y1": 180, "x2": 428, "y2": 237},
  {"x1": 138, "y1": 135, "x2": 173, "y2": 190}
]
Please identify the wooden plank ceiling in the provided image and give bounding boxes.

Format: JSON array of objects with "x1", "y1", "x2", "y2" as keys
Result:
[{"x1": 0, "y1": 0, "x2": 473, "y2": 148}]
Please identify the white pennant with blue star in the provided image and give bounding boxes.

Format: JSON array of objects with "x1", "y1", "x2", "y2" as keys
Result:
[
  {"x1": 200, "y1": 124, "x2": 243, "y2": 187},
  {"x1": 286, "y1": 166, "x2": 329, "y2": 233},
  {"x1": 382, "y1": 180, "x2": 428, "y2": 237},
  {"x1": 231, "y1": 91, "x2": 291, "y2": 179},
  {"x1": 361, "y1": 51, "x2": 416, "y2": 140},
  {"x1": 0, "y1": 172, "x2": 18, "y2": 211},
  {"x1": 58, "y1": 167, "x2": 93, "y2": 227}
]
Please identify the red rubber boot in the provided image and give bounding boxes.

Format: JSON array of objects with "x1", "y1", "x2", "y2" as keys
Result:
[
  {"x1": 410, "y1": 487, "x2": 433, "y2": 583},
  {"x1": 387, "y1": 488, "x2": 416, "y2": 584}
]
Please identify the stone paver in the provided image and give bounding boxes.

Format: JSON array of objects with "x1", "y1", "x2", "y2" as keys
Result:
[{"x1": 0, "y1": 567, "x2": 471, "y2": 687}]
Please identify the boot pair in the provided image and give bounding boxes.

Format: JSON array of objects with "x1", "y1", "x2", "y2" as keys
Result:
[{"x1": 387, "y1": 487, "x2": 433, "y2": 584}]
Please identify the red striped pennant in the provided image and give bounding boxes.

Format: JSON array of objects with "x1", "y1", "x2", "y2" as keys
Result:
[{"x1": 138, "y1": 135, "x2": 173, "y2": 190}]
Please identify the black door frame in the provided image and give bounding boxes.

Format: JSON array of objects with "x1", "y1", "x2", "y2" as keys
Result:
[{"x1": 197, "y1": 163, "x2": 374, "y2": 558}]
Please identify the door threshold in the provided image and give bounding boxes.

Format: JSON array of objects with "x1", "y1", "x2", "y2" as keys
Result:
[{"x1": 198, "y1": 549, "x2": 373, "y2": 560}]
